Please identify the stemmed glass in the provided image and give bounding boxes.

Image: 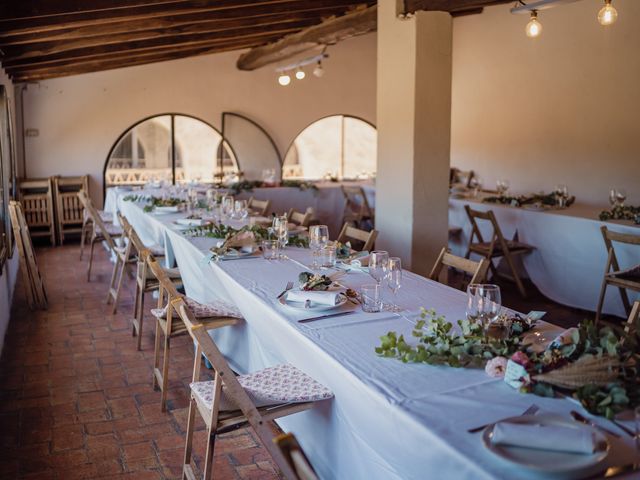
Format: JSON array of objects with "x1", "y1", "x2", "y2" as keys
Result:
[
  {"x1": 385, "y1": 257, "x2": 402, "y2": 312},
  {"x1": 369, "y1": 251, "x2": 389, "y2": 285},
  {"x1": 554, "y1": 184, "x2": 568, "y2": 208},
  {"x1": 496, "y1": 179, "x2": 510, "y2": 197},
  {"x1": 466, "y1": 284, "x2": 502, "y2": 335},
  {"x1": 470, "y1": 176, "x2": 483, "y2": 198},
  {"x1": 233, "y1": 200, "x2": 248, "y2": 220},
  {"x1": 609, "y1": 188, "x2": 627, "y2": 208},
  {"x1": 309, "y1": 225, "x2": 329, "y2": 270},
  {"x1": 272, "y1": 215, "x2": 289, "y2": 258},
  {"x1": 221, "y1": 195, "x2": 234, "y2": 220}
]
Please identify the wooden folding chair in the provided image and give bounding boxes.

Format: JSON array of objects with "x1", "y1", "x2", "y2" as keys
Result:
[
  {"x1": 273, "y1": 433, "x2": 319, "y2": 480},
  {"x1": 247, "y1": 197, "x2": 271, "y2": 216},
  {"x1": 18, "y1": 178, "x2": 56, "y2": 245},
  {"x1": 77, "y1": 189, "x2": 123, "y2": 282},
  {"x1": 52, "y1": 175, "x2": 89, "y2": 245},
  {"x1": 341, "y1": 185, "x2": 374, "y2": 229},
  {"x1": 147, "y1": 256, "x2": 241, "y2": 412},
  {"x1": 128, "y1": 227, "x2": 179, "y2": 351},
  {"x1": 336, "y1": 223, "x2": 378, "y2": 252},
  {"x1": 429, "y1": 247, "x2": 489, "y2": 289},
  {"x1": 449, "y1": 167, "x2": 475, "y2": 188},
  {"x1": 287, "y1": 208, "x2": 312, "y2": 228},
  {"x1": 105, "y1": 212, "x2": 137, "y2": 314},
  {"x1": 595, "y1": 227, "x2": 640, "y2": 324},
  {"x1": 8, "y1": 201, "x2": 48, "y2": 310},
  {"x1": 176, "y1": 299, "x2": 332, "y2": 480},
  {"x1": 624, "y1": 301, "x2": 639, "y2": 336},
  {"x1": 464, "y1": 206, "x2": 534, "y2": 297}
]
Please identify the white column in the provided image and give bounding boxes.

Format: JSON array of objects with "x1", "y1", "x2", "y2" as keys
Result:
[{"x1": 376, "y1": 0, "x2": 452, "y2": 276}]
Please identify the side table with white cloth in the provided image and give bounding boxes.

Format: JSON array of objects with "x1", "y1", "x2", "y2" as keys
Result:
[{"x1": 115, "y1": 197, "x2": 639, "y2": 480}]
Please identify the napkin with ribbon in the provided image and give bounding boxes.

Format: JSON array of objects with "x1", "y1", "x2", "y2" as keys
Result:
[
  {"x1": 491, "y1": 422, "x2": 599, "y2": 454},
  {"x1": 286, "y1": 290, "x2": 344, "y2": 306},
  {"x1": 176, "y1": 218, "x2": 208, "y2": 226}
]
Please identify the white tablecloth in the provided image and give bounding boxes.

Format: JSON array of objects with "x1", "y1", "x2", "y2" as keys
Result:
[
  {"x1": 115, "y1": 196, "x2": 637, "y2": 480},
  {"x1": 449, "y1": 198, "x2": 640, "y2": 318}
]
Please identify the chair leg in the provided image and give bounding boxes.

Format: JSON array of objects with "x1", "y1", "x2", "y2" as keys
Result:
[
  {"x1": 503, "y1": 253, "x2": 527, "y2": 298},
  {"x1": 107, "y1": 257, "x2": 121, "y2": 305},
  {"x1": 136, "y1": 289, "x2": 145, "y2": 351},
  {"x1": 112, "y1": 262, "x2": 128, "y2": 315},
  {"x1": 203, "y1": 430, "x2": 216, "y2": 480},
  {"x1": 153, "y1": 319, "x2": 162, "y2": 391},
  {"x1": 87, "y1": 240, "x2": 96, "y2": 282},
  {"x1": 80, "y1": 221, "x2": 90, "y2": 260},
  {"x1": 617, "y1": 287, "x2": 632, "y2": 317},
  {"x1": 595, "y1": 280, "x2": 608, "y2": 325},
  {"x1": 160, "y1": 333, "x2": 171, "y2": 412},
  {"x1": 182, "y1": 397, "x2": 197, "y2": 478}
]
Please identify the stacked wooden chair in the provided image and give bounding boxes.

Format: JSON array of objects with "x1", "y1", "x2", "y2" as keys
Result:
[
  {"x1": 247, "y1": 197, "x2": 271, "y2": 216},
  {"x1": 464, "y1": 206, "x2": 534, "y2": 297},
  {"x1": 17, "y1": 178, "x2": 56, "y2": 245},
  {"x1": 8, "y1": 201, "x2": 47, "y2": 310},
  {"x1": 336, "y1": 223, "x2": 378, "y2": 252},
  {"x1": 77, "y1": 189, "x2": 123, "y2": 281},
  {"x1": 147, "y1": 255, "x2": 243, "y2": 412},
  {"x1": 595, "y1": 226, "x2": 640, "y2": 324},
  {"x1": 429, "y1": 247, "x2": 489, "y2": 290},
  {"x1": 52, "y1": 175, "x2": 89, "y2": 244},
  {"x1": 341, "y1": 185, "x2": 374, "y2": 230},
  {"x1": 173, "y1": 293, "x2": 333, "y2": 480},
  {"x1": 287, "y1": 208, "x2": 312, "y2": 228}
]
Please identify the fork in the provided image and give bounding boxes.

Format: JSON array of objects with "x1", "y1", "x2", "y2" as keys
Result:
[
  {"x1": 276, "y1": 281, "x2": 294, "y2": 299},
  {"x1": 467, "y1": 404, "x2": 540, "y2": 433}
]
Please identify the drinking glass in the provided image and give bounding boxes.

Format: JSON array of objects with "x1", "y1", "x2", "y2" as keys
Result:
[
  {"x1": 221, "y1": 195, "x2": 234, "y2": 219},
  {"x1": 309, "y1": 225, "x2": 329, "y2": 270},
  {"x1": 555, "y1": 184, "x2": 568, "y2": 208},
  {"x1": 470, "y1": 176, "x2": 483, "y2": 198},
  {"x1": 615, "y1": 189, "x2": 627, "y2": 207},
  {"x1": 385, "y1": 257, "x2": 402, "y2": 312},
  {"x1": 361, "y1": 284, "x2": 382, "y2": 313},
  {"x1": 496, "y1": 179, "x2": 510, "y2": 197},
  {"x1": 261, "y1": 240, "x2": 279, "y2": 260},
  {"x1": 466, "y1": 284, "x2": 502, "y2": 333},
  {"x1": 369, "y1": 251, "x2": 389, "y2": 285},
  {"x1": 206, "y1": 189, "x2": 217, "y2": 209},
  {"x1": 273, "y1": 215, "x2": 289, "y2": 257},
  {"x1": 320, "y1": 242, "x2": 337, "y2": 268},
  {"x1": 233, "y1": 200, "x2": 248, "y2": 220}
]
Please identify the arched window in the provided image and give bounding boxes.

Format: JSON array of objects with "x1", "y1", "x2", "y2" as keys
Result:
[
  {"x1": 104, "y1": 114, "x2": 237, "y2": 189},
  {"x1": 283, "y1": 115, "x2": 376, "y2": 180}
]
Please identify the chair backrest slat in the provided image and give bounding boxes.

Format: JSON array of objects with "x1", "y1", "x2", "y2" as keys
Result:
[
  {"x1": 248, "y1": 197, "x2": 271, "y2": 216},
  {"x1": 77, "y1": 189, "x2": 118, "y2": 250},
  {"x1": 429, "y1": 247, "x2": 489, "y2": 287},
  {"x1": 287, "y1": 208, "x2": 312, "y2": 227},
  {"x1": 336, "y1": 223, "x2": 377, "y2": 252}
]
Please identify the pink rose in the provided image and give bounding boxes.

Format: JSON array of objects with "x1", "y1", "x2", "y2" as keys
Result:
[
  {"x1": 510, "y1": 351, "x2": 531, "y2": 369},
  {"x1": 485, "y1": 356, "x2": 508, "y2": 378}
]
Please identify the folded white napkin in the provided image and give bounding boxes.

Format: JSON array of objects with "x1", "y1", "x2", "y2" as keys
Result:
[
  {"x1": 155, "y1": 205, "x2": 180, "y2": 213},
  {"x1": 286, "y1": 290, "x2": 343, "y2": 306},
  {"x1": 491, "y1": 422, "x2": 598, "y2": 454},
  {"x1": 176, "y1": 218, "x2": 207, "y2": 226}
]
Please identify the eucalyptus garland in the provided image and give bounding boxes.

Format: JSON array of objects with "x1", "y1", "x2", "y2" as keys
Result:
[
  {"x1": 599, "y1": 205, "x2": 640, "y2": 224},
  {"x1": 483, "y1": 192, "x2": 575, "y2": 208},
  {"x1": 185, "y1": 223, "x2": 309, "y2": 248},
  {"x1": 280, "y1": 180, "x2": 319, "y2": 192}
]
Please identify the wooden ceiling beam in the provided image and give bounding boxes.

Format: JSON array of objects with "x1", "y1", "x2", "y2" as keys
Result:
[
  {"x1": 403, "y1": 0, "x2": 512, "y2": 14},
  {"x1": 0, "y1": 16, "x2": 321, "y2": 60},
  {"x1": 0, "y1": 4, "x2": 361, "y2": 45},
  {"x1": 2, "y1": 22, "x2": 309, "y2": 67},
  {"x1": 0, "y1": 0, "x2": 370, "y2": 36},
  {"x1": 237, "y1": 4, "x2": 376, "y2": 71}
]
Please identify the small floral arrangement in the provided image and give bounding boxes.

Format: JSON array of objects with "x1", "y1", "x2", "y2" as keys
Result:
[
  {"x1": 599, "y1": 205, "x2": 640, "y2": 224},
  {"x1": 140, "y1": 196, "x2": 183, "y2": 212},
  {"x1": 335, "y1": 241, "x2": 352, "y2": 259},
  {"x1": 298, "y1": 272, "x2": 333, "y2": 291},
  {"x1": 484, "y1": 192, "x2": 575, "y2": 209},
  {"x1": 280, "y1": 180, "x2": 319, "y2": 192}
]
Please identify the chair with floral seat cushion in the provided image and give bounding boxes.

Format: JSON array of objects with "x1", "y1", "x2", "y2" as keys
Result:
[
  {"x1": 128, "y1": 228, "x2": 181, "y2": 351},
  {"x1": 77, "y1": 189, "x2": 123, "y2": 282},
  {"x1": 175, "y1": 299, "x2": 332, "y2": 480},
  {"x1": 464, "y1": 206, "x2": 534, "y2": 298},
  {"x1": 595, "y1": 227, "x2": 640, "y2": 324},
  {"x1": 105, "y1": 212, "x2": 138, "y2": 314},
  {"x1": 147, "y1": 256, "x2": 241, "y2": 413}
]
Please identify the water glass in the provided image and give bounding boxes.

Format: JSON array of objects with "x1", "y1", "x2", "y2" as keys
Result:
[
  {"x1": 466, "y1": 284, "x2": 502, "y2": 333},
  {"x1": 273, "y1": 215, "x2": 289, "y2": 257},
  {"x1": 496, "y1": 179, "x2": 510, "y2": 197},
  {"x1": 233, "y1": 200, "x2": 248, "y2": 220},
  {"x1": 555, "y1": 184, "x2": 568, "y2": 208},
  {"x1": 261, "y1": 240, "x2": 279, "y2": 260},
  {"x1": 361, "y1": 284, "x2": 382, "y2": 313},
  {"x1": 370, "y1": 251, "x2": 389, "y2": 285},
  {"x1": 309, "y1": 225, "x2": 329, "y2": 269},
  {"x1": 320, "y1": 243, "x2": 337, "y2": 268},
  {"x1": 470, "y1": 176, "x2": 483, "y2": 198},
  {"x1": 386, "y1": 257, "x2": 402, "y2": 312},
  {"x1": 221, "y1": 195, "x2": 234, "y2": 219}
]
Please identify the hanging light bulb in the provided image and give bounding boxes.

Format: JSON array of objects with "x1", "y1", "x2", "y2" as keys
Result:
[
  {"x1": 295, "y1": 68, "x2": 305, "y2": 80},
  {"x1": 313, "y1": 61, "x2": 324, "y2": 78},
  {"x1": 277, "y1": 72, "x2": 291, "y2": 86},
  {"x1": 598, "y1": 0, "x2": 618, "y2": 26},
  {"x1": 525, "y1": 11, "x2": 542, "y2": 38}
]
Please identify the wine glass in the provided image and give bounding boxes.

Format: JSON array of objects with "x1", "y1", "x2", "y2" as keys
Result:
[
  {"x1": 555, "y1": 184, "x2": 568, "y2": 208},
  {"x1": 496, "y1": 179, "x2": 510, "y2": 197},
  {"x1": 233, "y1": 200, "x2": 248, "y2": 220},
  {"x1": 309, "y1": 225, "x2": 329, "y2": 270},
  {"x1": 369, "y1": 251, "x2": 389, "y2": 285},
  {"x1": 385, "y1": 257, "x2": 402, "y2": 312},
  {"x1": 615, "y1": 189, "x2": 627, "y2": 207},
  {"x1": 273, "y1": 215, "x2": 289, "y2": 258},
  {"x1": 609, "y1": 188, "x2": 617, "y2": 207},
  {"x1": 470, "y1": 176, "x2": 483, "y2": 198},
  {"x1": 221, "y1": 195, "x2": 234, "y2": 219},
  {"x1": 466, "y1": 284, "x2": 502, "y2": 334}
]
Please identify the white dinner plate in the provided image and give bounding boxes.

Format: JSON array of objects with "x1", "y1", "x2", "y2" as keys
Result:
[
  {"x1": 279, "y1": 291, "x2": 347, "y2": 311},
  {"x1": 482, "y1": 413, "x2": 609, "y2": 479}
]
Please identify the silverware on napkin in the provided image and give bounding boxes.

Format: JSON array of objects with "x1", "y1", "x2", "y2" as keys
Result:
[
  {"x1": 570, "y1": 410, "x2": 620, "y2": 438},
  {"x1": 298, "y1": 311, "x2": 356, "y2": 324},
  {"x1": 276, "y1": 281, "x2": 294, "y2": 299},
  {"x1": 467, "y1": 404, "x2": 540, "y2": 434}
]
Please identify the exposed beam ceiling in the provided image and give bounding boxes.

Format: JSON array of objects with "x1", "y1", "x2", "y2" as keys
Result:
[{"x1": 403, "y1": 0, "x2": 513, "y2": 15}]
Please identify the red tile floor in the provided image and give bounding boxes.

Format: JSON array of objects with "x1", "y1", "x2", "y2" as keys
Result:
[{"x1": 0, "y1": 244, "x2": 281, "y2": 479}]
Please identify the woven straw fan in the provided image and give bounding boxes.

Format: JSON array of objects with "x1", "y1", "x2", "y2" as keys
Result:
[{"x1": 532, "y1": 355, "x2": 621, "y2": 389}]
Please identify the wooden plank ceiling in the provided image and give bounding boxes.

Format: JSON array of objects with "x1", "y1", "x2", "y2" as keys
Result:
[{"x1": 0, "y1": 0, "x2": 510, "y2": 82}]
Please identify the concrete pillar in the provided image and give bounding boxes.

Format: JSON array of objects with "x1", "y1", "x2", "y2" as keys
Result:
[{"x1": 376, "y1": 0, "x2": 452, "y2": 276}]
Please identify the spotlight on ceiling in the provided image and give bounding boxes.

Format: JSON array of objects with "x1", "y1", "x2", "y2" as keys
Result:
[
  {"x1": 278, "y1": 73, "x2": 291, "y2": 86},
  {"x1": 295, "y1": 68, "x2": 305, "y2": 80}
]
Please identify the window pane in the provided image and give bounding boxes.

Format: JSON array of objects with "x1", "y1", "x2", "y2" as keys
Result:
[
  {"x1": 174, "y1": 116, "x2": 225, "y2": 183},
  {"x1": 283, "y1": 116, "x2": 341, "y2": 180},
  {"x1": 343, "y1": 117, "x2": 377, "y2": 179},
  {"x1": 106, "y1": 115, "x2": 172, "y2": 186}
]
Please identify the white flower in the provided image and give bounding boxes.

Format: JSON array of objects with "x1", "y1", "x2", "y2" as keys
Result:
[{"x1": 485, "y1": 356, "x2": 508, "y2": 378}]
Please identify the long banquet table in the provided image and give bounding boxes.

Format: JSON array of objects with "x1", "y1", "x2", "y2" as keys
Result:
[
  {"x1": 116, "y1": 195, "x2": 637, "y2": 480},
  {"x1": 449, "y1": 197, "x2": 640, "y2": 318}
]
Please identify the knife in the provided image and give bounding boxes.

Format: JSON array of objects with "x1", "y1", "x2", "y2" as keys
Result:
[
  {"x1": 570, "y1": 411, "x2": 620, "y2": 438},
  {"x1": 298, "y1": 311, "x2": 356, "y2": 324}
]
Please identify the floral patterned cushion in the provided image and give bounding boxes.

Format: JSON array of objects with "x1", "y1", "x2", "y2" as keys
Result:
[
  {"x1": 84, "y1": 209, "x2": 113, "y2": 223},
  {"x1": 612, "y1": 264, "x2": 640, "y2": 280},
  {"x1": 96, "y1": 222, "x2": 122, "y2": 237},
  {"x1": 190, "y1": 363, "x2": 333, "y2": 411},
  {"x1": 151, "y1": 296, "x2": 242, "y2": 320}
]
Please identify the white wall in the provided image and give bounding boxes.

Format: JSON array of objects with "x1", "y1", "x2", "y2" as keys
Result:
[
  {"x1": 451, "y1": 0, "x2": 640, "y2": 206},
  {"x1": 21, "y1": 34, "x2": 377, "y2": 207}
]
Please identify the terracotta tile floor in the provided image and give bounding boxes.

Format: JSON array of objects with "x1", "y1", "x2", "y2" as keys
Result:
[{"x1": 0, "y1": 244, "x2": 281, "y2": 480}]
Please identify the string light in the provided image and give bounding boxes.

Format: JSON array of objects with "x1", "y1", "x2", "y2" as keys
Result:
[
  {"x1": 295, "y1": 68, "x2": 305, "y2": 80},
  {"x1": 277, "y1": 73, "x2": 291, "y2": 86},
  {"x1": 525, "y1": 10, "x2": 542, "y2": 38},
  {"x1": 598, "y1": 0, "x2": 618, "y2": 26}
]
